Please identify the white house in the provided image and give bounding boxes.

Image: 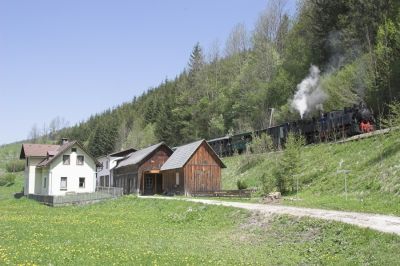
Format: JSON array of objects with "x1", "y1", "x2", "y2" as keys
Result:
[
  {"x1": 20, "y1": 139, "x2": 101, "y2": 196},
  {"x1": 96, "y1": 148, "x2": 136, "y2": 187}
]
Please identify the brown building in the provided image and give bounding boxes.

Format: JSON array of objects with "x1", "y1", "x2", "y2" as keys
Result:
[
  {"x1": 161, "y1": 139, "x2": 226, "y2": 195},
  {"x1": 113, "y1": 142, "x2": 173, "y2": 195}
]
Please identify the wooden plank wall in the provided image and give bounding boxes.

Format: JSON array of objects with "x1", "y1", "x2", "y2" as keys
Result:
[
  {"x1": 184, "y1": 143, "x2": 222, "y2": 194},
  {"x1": 162, "y1": 169, "x2": 184, "y2": 194},
  {"x1": 137, "y1": 146, "x2": 171, "y2": 194}
]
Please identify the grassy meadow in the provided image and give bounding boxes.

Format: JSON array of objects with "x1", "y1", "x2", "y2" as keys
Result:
[
  {"x1": 1, "y1": 138, "x2": 400, "y2": 265},
  {"x1": 222, "y1": 130, "x2": 400, "y2": 216},
  {"x1": 1, "y1": 177, "x2": 400, "y2": 265}
]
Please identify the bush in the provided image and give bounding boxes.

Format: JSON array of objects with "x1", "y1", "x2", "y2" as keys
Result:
[
  {"x1": 249, "y1": 133, "x2": 274, "y2": 154},
  {"x1": 236, "y1": 179, "x2": 248, "y2": 190},
  {"x1": 275, "y1": 133, "x2": 305, "y2": 194},
  {"x1": 260, "y1": 173, "x2": 274, "y2": 196},
  {"x1": 0, "y1": 173, "x2": 16, "y2": 186},
  {"x1": 5, "y1": 160, "x2": 25, "y2": 173}
]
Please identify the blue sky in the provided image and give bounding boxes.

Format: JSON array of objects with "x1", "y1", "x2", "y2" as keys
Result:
[{"x1": 0, "y1": 0, "x2": 296, "y2": 145}]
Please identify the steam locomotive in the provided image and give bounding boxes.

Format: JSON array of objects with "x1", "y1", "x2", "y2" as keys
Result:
[{"x1": 207, "y1": 103, "x2": 375, "y2": 157}]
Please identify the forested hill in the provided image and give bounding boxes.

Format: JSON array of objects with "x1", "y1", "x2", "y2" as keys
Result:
[{"x1": 41, "y1": 1, "x2": 400, "y2": 157}]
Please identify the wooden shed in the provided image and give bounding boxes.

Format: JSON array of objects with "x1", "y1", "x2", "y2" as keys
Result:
[
  {"x1": 113, "y1": 142, "x2": 173, "y2": 195},
  {"x1": 160, "y1": 139, "x2": 226, "y2": 195}
]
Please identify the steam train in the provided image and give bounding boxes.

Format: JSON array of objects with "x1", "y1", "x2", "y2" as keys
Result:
[{"x1": 207, "y1": 103, "x2": 375, "y2": 157}]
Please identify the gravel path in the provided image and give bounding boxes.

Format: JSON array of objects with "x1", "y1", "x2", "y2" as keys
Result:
[{"x1": 141, "y1": 196, "x2": 400, "y2": 235}]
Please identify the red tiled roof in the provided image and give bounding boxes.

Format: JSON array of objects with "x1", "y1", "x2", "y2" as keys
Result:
[
  {"x1": 20, "y1": 144, "x2": 60, "y2": 159},
  {"x1": 36, "y1": 141, "x2": 101, "y2": 168}
]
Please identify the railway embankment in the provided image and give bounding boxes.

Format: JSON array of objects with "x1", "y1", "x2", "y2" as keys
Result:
[{"x1": 222, "y1": 129, "x2": 400, "y2": 216}]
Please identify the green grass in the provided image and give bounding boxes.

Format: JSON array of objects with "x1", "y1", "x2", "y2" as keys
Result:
[
  {"x1": 0, "y1": 177, "x2": 400, "y2": 265},
  {"x1": 1, "y1": 141, "x2": 400, "y2": 264},
  {"x1": 222, "y1": 131, "x2": 400, "y2": 216}
]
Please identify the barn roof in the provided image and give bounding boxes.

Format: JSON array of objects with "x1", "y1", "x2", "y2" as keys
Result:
[
  {"x1": 116, "y1": 142, "x2": 171, "y2": 169},
  {"x1": 20, "y1": 143, "x2": 60, "y2": 159},
  {"x1": 109, "y1": 148, "x2": 137, "y2": 157},
  {"x1": 160, "y1": 139, "x2": 226, "y2": 171}
]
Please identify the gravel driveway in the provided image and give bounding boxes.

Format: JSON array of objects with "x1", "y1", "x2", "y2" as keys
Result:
[{"x1": 141, "y1": 196, "x2": 400, "y2": 235}]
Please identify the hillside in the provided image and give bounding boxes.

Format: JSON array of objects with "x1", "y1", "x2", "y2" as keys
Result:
[
  {"x1": 222, "y1": 130, "x2": 400, "y2": 216},
  {"x1": 25, "y1": 0, "x2": 400, "y2": 158}
]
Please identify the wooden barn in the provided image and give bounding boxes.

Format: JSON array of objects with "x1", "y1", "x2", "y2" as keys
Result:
[
  {"x1": 113, "y1": 142, "x2": 173, "y2": 195},
  {"x1": 160, "y1": 139, "x2": 226, "y2": 195}
]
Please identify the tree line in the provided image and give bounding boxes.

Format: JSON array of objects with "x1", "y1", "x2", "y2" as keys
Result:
[{"x1": 29, "y1": 0, "x2": 400, "y2": 158}]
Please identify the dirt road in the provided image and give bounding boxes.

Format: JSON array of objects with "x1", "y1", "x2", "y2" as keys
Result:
[{"x1": 141, "y1": 196, "x2": 400, "y2": 235}]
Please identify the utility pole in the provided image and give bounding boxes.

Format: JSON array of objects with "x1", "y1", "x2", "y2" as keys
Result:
[{"x1": 269, "y1": 108, "x2": 275, "y2": 128}]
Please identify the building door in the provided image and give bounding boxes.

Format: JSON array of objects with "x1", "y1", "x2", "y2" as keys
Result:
[
  {"x1": 155, "y1": 174, "x2": 163, "y2": 194},
  {"x1": 144, "y1": 175, "x2": 154, "y2": 195},
  {"x1": 127, "y1": 178, "x2": 131, "y2": 194}
]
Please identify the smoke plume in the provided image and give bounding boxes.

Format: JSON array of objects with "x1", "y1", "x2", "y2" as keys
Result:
[{"x1": 291, "y1": 65, "x2": 327, "y2": 119}]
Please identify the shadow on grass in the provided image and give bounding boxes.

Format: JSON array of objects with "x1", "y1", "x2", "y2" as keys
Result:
[
  {"x1": 364, "y1": 142, "x2": 400, "y2": 166},
  {"x1": 13, "y1": 192, "x2": 24, "y2": 199}
]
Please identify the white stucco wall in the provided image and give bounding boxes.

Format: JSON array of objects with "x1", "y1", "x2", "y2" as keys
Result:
[
  {"x1": 24, "y1": 157, "x2": 45, "y2": 195},
  {"x1": 48, "y1": 145, "x2": 97, "y2": 196},
  {"x1": 97, "y1": 156, "x2": 122, "y2": 187}
]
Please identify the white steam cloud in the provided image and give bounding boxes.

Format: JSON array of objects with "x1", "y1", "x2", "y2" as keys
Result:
[{"x1": 291, "y1": 65, "x2": 327, "y2": 119}]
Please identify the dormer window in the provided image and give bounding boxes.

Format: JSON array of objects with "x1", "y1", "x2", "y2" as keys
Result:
[{"x1": 63, "y1": 155, "x2": 70, "y2": 165}]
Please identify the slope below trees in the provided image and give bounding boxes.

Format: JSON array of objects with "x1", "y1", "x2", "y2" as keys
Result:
[{"x1": 222, "y1": 130, "x2": 400, "y2": 216}]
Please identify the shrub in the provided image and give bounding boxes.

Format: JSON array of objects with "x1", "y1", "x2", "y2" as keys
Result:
[
  {"x1": 260, "y1": 173, "x2": 274, "y2": 196},
  {"x1": 275, "y1": 133, "x2": 305, "y2": 194},
  {"x1": 249, "y1": 133, "x2": 274, "y2": 154},
  {"x1": 236, "y1": 179, "x2": 248, "y2": 190},
  {"x1": 0, "y1": 173, "x2": 16, "y2": 186},
  {"x1": 5, "y1": 160, "x2": 25, "y2": 173},
  {"x1": 382, "y1": 101, "x2": 400, "y2": 128}
]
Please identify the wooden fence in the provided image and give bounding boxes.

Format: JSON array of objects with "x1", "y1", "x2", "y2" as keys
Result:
[{"x1": 191, "y1": 189, "x2": 256, "y2": 198}]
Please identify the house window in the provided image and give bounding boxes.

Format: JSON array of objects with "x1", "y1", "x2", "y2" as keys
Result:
[
  {"x1": 63, "y1": 155, "x2": 70, "y2": 165},
  {"x1": 176, "y1": 172, "x2": 180, "y2": 185},
  {"x1": 43, "y1": 177, "x2": 47, "y2": 188},
  {"x1": 71, "y1": 148, "x2": 77, "y2": 152},
  {"x1": 106, "y1": 160, "x2": 109, "y2": 169},
  {"x1": 100, "y1": 176, "x2": 105, "y2": 186},
  {"x1": 105, "y1": 175, "x2": 110, "y2": 187},
  {"x1": 79, "y1": 177, "x2": 85, "y2": 188},
  {"x1": 77, "y1": 155, "x2": 84, "y2": 165},
  {"x1": 60, "y1": 177, "x2": 67, "y2": 190}
]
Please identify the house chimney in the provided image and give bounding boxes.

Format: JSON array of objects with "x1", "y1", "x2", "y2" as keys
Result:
[{"x1": 61, "y1": 138, "x2": 69, "y2": 145}]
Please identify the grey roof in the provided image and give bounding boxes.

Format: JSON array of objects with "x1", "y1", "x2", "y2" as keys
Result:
[
  {"x1": 161, "y1": 139, "x2": 226, "y2": 171},
  {"x1": 116, "y1": 142, "x2": 169, "y2": 169}
]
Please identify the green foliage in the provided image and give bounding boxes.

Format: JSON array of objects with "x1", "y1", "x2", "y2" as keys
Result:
[
  {"x1": 260, "y1": 173, "x2": 274, "y2": 196},
  {"x1": 24, "y1": 1, "x2": 400, "y2": 154},
  {"x1": 274, "y1": 133, "x2": 305, "y2": 194},
  {"x1": 249, "y1": 133, "x2": 273, "y2": 154},
  {"x1": 381, "y1": 101, "x2": 400, "y2": 128},
  {"x1": 0, "y1": 173, "x2": 16, "y2": 186},
  {"x1": 208, "y1": 114, "x2": 225, "y2": 138},
  {"x1": 5, "y1": 160, "x2": 25, "y2": 173},
  {"x1": 236, "y1": 179, "x2": 248, "y2": 190}
]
